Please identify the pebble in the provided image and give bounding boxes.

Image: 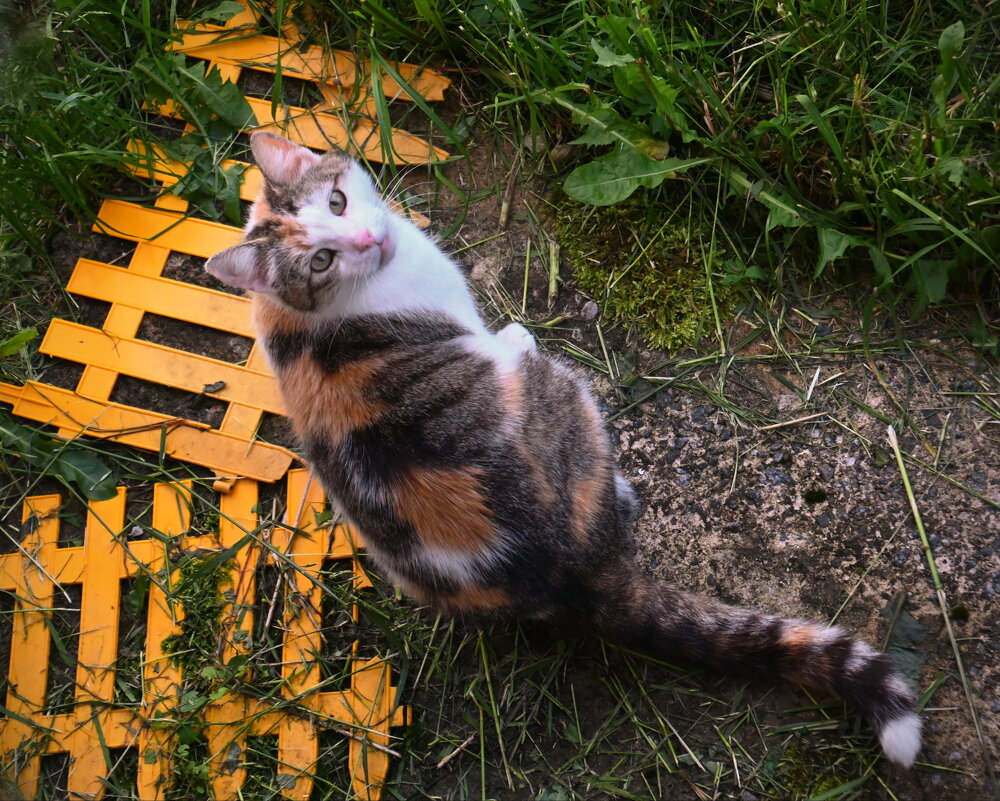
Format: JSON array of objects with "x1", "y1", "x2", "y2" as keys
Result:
[
  {"x1": 763, "y1": 467, "x2": 793, "y2": 485},
  {"x1": 580, "y1": 300, "x2": 599, "y2": 321},
  {"x1": 740, "y1": 791, "x2": 759, "y2": 801}
]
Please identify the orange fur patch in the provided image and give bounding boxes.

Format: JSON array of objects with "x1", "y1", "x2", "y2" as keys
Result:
[
  {"x1": 274, "y1": 217, "x2": 312, "y2": 251},
  {"x1": 780, "y1": 623, "x2": 833, "y2": 685},
  {"x1": 781, "y1": 623, "x2": 823, "y2": 650},
  {"x1": 394, "y1": 466, "x2": 497, "y2": 551},
  {"x1": 278, "y1": 353, "x2": 387, "y2": 443},
  {"x1": 500, "y1": 367, "x2": 524, "y2": 420},
  {"x1": 580, "y1": 395, "x2": 611, "y2": 459},
  {"x1": 252, "y1": 295, "x2": 311, "y2": 335},
  {"x1": 569, "y1": 466, "x2": 610, "y2": 545},
  {"x1": 515, "y1": 440, "x2": 556, "y2": 509},
  {"x1": 437, "y1": 584, "x2": 510, "y2": 614},
  {"x1": 248, "y1": 193, "x2": 272, "y2": 226}
]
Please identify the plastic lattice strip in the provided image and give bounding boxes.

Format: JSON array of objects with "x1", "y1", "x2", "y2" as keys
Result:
[
  {"x1": 0, "y1": 469, "x2": 407, "y2": 800},
  {"x1": 167, "y1": 5, "x2": 451, "y2": 167},
  {"x1": 0, "y1": 195, "x2": 295, "y2": 482}
]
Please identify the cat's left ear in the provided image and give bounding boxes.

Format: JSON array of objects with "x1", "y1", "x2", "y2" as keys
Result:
[
  {"x1": 205, "y1": 242, "x2": 271, "y2": 292},
  {"x1": 251, "y1": 131, "x2": 321, "y2": 186}
]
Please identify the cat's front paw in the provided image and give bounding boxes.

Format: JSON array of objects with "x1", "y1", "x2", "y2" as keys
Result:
[{"x1": 497, "y1": 322, "x2": 537, "y2": 354}]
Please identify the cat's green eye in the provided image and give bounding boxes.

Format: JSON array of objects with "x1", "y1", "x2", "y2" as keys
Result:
[
  {"x1": 310, "y1": 249, "x2": 333, "y2": 272},
  {"x1": 329, "y1": 190, "x2": 346, "y2": 216}
]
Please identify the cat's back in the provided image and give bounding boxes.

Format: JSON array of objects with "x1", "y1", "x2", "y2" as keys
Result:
[{"x1": 253, "y1": 299, "x2": 623, "y2": 614}]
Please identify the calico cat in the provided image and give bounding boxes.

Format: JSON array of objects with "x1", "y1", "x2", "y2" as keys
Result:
[{"x1": 206, "y1": 131, "x2": 922, "y2": 767}]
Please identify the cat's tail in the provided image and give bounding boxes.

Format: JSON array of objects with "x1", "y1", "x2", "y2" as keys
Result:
[{"x1": 589, "y1": 572, "x2": 921, "y2": 767}]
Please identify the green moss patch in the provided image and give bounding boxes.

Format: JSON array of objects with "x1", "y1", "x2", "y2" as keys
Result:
[{"x1": 554, "y1": 191, "x2": 734, "y2": 352}]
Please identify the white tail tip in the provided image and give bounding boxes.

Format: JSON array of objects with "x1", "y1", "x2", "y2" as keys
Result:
[{"x1": 879, "y1": 713, "x2": 922, "y2": 767}]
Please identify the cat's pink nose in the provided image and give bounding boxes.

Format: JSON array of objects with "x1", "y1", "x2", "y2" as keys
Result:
[{"x1": 352, "y1": 230, "x2": 379, "y2": 250}]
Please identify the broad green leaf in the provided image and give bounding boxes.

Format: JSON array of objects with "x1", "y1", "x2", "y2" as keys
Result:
[
  {"x1": 935, "y1": 21, "x2": 964, "y2": 100},
  {"x1": 566, "y1": 103, "x2": 633, "y2": 146},
  {"x1": 596, "y1": 14, "x2": 635, "y2": 54},
  {"x1": 1, "y1": 412, "x2": 118, "y2": 500},
  {"x1": 727, "y1": 168, "x2": 803, "y2": 224},
  {"x1": 613, "y1": 63, "x2": 649, "y2": 101},
  {"x1": 940, "y1": 155, "x2": 965, "y2": 185},
  {"x1": 178, "y1": 63, "x2": 254, "y2": 130},
  {"x1": 553, "y1": 96, "x2": 665, "y2": 156},
  {"x1": 867, "y1": 246, "x2": 891, "y2": 286},
  {"x1": 221, "y1": 162, "x2": 247, "y2": 224},
  {"x1": 766, "y1": 205, "x2": 805, "y2": 231},
  {"x1": 564, "y1": 148, "x2": 714, "y2": 205},
  {"x1": 590, "y1": 39, "x2": 633, "y2": 67},
  {"x1": 190, "y1": 1, "x2": 246, "y2": 23},
  {"x1": 815, "y1": 227, "x2": 863, "y2": 276},
  {"x1": 53, "y1": 450, "x2": 118, "y2": 501},
  {"x1": 912, "y1": 259, "x2": 952, "y2": 305},
  {"x1": 0, "y1": 327, "x2": 37, "y2": 358},
  {"x1": 939, "y1": 21, "x2": 965, "y2": 65}
]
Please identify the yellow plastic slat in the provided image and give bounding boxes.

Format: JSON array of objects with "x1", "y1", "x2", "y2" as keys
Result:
[
  {"x1": 68, "y1": 243, "x2": 173, "y2": 422},
  {"x1": 137, "y1": 482, "x2": 192, "y2": 801},
  {"x1": 1, "y1": 381, "x2": 293, "y2": 482},
  {"x1": 243, "y1": 96, "x2": 450, "y2": 164},
  {"x1": 55, "y1": 710, "x2": 144, "y2": 796},
  {"x1": 76, "y1": 489, "x2": 127, "y2": 704},
  {"x1": 67, "y1": 259, "x2": 255, "y2": 337},
  {"x1": 0, "y1": 496, "x2": 59, "y2": 800},
  {"x1": 94, "y1": 199, "x2": 242, "y2": 256},
  {"x1": 172, "y1": 26, "x2": 451, "y2": 102},
  {"x1": 332, "y1": 658, "x2": 402, "y2": 801},
  {"x1": 153, "y1": 94, "x2": 448, "y2": 165},
  {"x1": 218, "y1": 478, "x2": 259, "y2": 668},
  {"x1": 41, "y1": 319, "x2": 282, "y2": 413},
  {"x1": 1, "y1": 480, "x2": 407, "y2": 800}
]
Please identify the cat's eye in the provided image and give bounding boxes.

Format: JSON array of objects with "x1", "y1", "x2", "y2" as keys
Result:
[
  {"x1": 328, "y1": 190, "x2": 347, "y2": 216},
  {"x1": 310, "y1": 249, "x2": 333, "y2": 272}
]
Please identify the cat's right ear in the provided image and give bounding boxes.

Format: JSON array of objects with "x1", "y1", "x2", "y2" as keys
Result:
[
  {"x1": 250, "y1": 131, "x2": 321, "y2": 186},
  {"x1": 205, "y1": 242, "x2": 271, "y2": 292}
]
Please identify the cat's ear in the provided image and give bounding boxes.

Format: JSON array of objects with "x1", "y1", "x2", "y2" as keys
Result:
[
  {"x1": 250, "y1": 131, "x2": 320, "y2": 186},
  {"x1": 205, "y1": 242, "x2": 270, "y2": 292}
]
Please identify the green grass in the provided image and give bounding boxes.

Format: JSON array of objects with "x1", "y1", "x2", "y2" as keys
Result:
[{"x1": 319, "y1": 0, "x2": 999, "y2": 352}]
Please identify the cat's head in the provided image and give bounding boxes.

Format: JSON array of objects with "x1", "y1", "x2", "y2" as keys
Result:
[{"x1": 206, "y1": 132, "x2": 396, "y2": 312}]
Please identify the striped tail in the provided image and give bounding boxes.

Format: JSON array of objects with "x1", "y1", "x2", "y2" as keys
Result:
[{"x1": 591, "y1": 573, "x2": 921, "y2": 767}]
